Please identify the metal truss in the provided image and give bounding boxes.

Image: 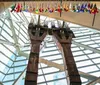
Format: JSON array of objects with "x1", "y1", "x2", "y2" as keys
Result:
[
  {"x1": 5, "y1": 10, "x2": 20, "y2": 53},
  {"x1": 0, "y1": 8, "x2": 100, "y2": 85},
  {"x1": 0, "y1": 39, "x2": 16, "y2": 46}
]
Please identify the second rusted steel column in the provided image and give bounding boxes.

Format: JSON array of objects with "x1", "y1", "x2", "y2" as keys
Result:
[
  {"x1": 62, "y1": 41, "x2": 81, "y2": 85},
  {"x1": 53, "y1": 28, "x2": 81, "y2": 85},
  {"x1": 25, "y1": 23, "x2": 47, "y2": 85}
]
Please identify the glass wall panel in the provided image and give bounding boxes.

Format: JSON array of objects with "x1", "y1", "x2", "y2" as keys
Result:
[
  {"x1": 0, "y1": 62, "x2": 9, "y2": 73},
  {"x1": 0, "y1": 73, "x2": 5, "y2": 81},
  {"x1": 0, "y1": 52, "x2": 13, "y2": 67}
]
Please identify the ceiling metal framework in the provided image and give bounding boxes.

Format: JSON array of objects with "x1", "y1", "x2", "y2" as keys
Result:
[{"x1": 0, "y1": 7, "x2": 100, "y2": 85}]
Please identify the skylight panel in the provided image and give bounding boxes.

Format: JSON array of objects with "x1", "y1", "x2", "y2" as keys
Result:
[
  {"x1": 38, "y1": 76, "x2": 45, "y2": 83},
  {"x1": 74, "y1": 55, "x2": 88, "y2": 62},
  {"x1": 73, "y1": 51, "x2": 84, "y2": 56},
  {"x1": 39, "y1": 63, "x2": 48, "y2": 68},
  {"x1": 71, "y1": 47, "x2": 80, "y2": 52},
  {"x1": 92, "y1": 58, "x2": 100, "y2": 64},
  {"x1": 11, "y1": 12, "x2": 21, "y2": 20},
  {"x1": 0, "y1": 20, "x2": 3, "y2": 27},
  {"x1": 40, "y1": 50, "x2": 60, "y2": 57},
  {"x1": 38, "y1": 83, "x2": 46, "y2": 85},
  {"x1": 52, "y1": 60, "x2": 63, "y2": 64},
  {"x1": 0, "y1": 26, "x2": 1, "y2": 32},
  {"x1": 83, "y1": 50, "x2": 93, "y2": 54},
  {"x1": 0, "y1": 44, "x2": 15, "y2": 59},
  {"x1": 79, "y1": 66, "x2": 99, "y2": 73},
  {"x1": 74, "y1": 38, "x2": 91, "y2": 42},
  {"x1": 89, "y1": 44, "x2": 99, "y2": 48},
  {"x1": 45, "y1": 72, "x2": 66, "y2": 81},
  {"x1": 3, "y1": 74, "x2": 14, "y2": 81},
  {"x1": 88, "y1": 53, "x2": 100, "y2": 58},
  {"x1": 0, "y1": 52, "x2": 13, "y2": 67},
  {"x1": 43, "y1": 55, "x2": 62, "y2": 61},
  {"x1": 0, "y1": 73, "x2": 5, "y2": 81},
  {"x1": 3, "y1": 81, "x2": 14, "y2": 85},
  {"x1": 38, "y1": 69, "x2": 43, "y2": 75},
  {"x1": 76, "y1": 60, "x2": 93, "y2": 68},
  {"x1": 3, "y1": 24, "x2": 12, "y2": 36},
  {"x1": 82, "y1": 41, "x2": 95, "y2": 45},
  {"x1": 90, "y1": 71, "x2": 100, "y2": 77},
  {"x1": 0, "y1": 62, "x2": 9, "y2": 73},
  {"x1": 42, "y1": 67, "x2": 59, "y2": 74},
  {"x1": 1, "y1": 30, "x2": 13, "y2": 42},
  {"x1": 47, "y1": 79, "x2": 67, "y2": 85}
]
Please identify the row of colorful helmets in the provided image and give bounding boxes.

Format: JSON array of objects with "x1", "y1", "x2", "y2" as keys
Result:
[{"x1": 10, "y1": 2, "x2": 99, "y2": 14}]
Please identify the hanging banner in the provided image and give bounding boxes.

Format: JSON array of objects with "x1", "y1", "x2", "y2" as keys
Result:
[{"x1": 10, "y1": 2, "x2": 99, "y2": 15}]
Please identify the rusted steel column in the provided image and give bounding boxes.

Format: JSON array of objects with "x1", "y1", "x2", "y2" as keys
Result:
[
  {"x1": 25, "y1": 23, "x2": 47, "y2": 85},
  {"x1": 53, "y1": 28, "x2": 81, "y2": 85}
]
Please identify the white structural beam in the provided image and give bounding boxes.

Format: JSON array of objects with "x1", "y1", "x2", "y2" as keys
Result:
[
  {"x1": 0, "y1": 39, "x2": 16, "y2": 46},
  {"x1": 18, "y1": 51, "x2": 29, "y2": 58},
  {"x1": 0, "y1": 39, "x2": 29, "y2": 48},
  {"x1": 6, "y1": 9, "x2": 20, "y2": 53},
  {"x1": 87, "y1": 77, "x2": 100, "y2": 85},
  {"x1": 72, "y1": 40, "x2": 100, "y2": 54},
  {"x1": 39, "y1": 57, "x2": 64, "y2": 71},
  {"x1": 79, "y1": 71, "x2": 97, "y2": 81}
]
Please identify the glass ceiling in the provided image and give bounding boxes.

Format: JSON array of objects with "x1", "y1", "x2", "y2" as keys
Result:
[{"x1": 0, "y1": 7, "x2": 100, "y2": 85}]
